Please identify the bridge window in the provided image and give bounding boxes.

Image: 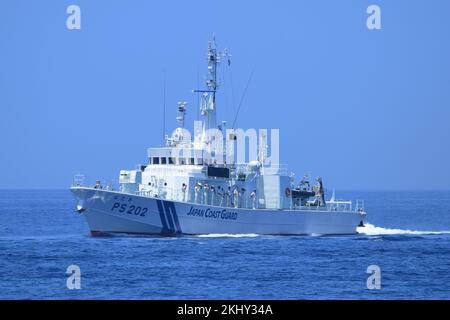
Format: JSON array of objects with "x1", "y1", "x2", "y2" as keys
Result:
[
  {"x1": 152, "y1": 157, "x2": 159, "y2": 165},
  {"x1": 169, "y1": 157, "x2": 175, "y2": 165},
  {"x1": 161, "y1": 157, "x2": 167, "y2": 164},
  {"x1": 190, "y1": 158, "x2": 195, "y2": 165},
  {"x1": 197, "y1": 158, "x2": 203, "y2": 165}
]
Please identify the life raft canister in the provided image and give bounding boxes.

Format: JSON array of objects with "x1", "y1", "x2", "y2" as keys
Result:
[{"x1": 285, "y1": 187, "x2": 291, "y2": 197}]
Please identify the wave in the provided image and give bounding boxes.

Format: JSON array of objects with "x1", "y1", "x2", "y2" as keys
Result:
[
  {"x1": 196, "y1": 233, "x2": 260, "y2": 238},
  {"x1": 357, "y1": 223, "x2": 450, "y2": 236}
]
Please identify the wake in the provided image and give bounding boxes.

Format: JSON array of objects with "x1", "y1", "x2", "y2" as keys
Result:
[
  {"x1": 193, "y1": 225, "x2": 450, "y2": 238},
  {"x1": 357, "y1": 223, "x2": 450, "y2": 236}
]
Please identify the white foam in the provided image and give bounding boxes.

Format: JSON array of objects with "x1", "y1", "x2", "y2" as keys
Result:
[
  {"x1": 357, "y1": 223, "x2": 450, "y2": 236},
  {"x1": 196, "y1": 233, "x2": 260, "y2": 238}
]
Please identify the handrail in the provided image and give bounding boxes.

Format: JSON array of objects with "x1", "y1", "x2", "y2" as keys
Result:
[{"x1": 73, "y1": 176, "x2": 359, "y2": 212}]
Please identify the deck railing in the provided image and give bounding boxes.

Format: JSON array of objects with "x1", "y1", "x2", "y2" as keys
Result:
[
  {"x1": 71, "y1": 174, "x2": 117, "y2": 191},
  {"x1": 72, "y1": 176, "x2": 363, "y2": 213}
]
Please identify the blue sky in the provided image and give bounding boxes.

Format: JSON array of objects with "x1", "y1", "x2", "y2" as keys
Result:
[{"x1": 1, "y1": 0, "x2": 449, "y2": 190}]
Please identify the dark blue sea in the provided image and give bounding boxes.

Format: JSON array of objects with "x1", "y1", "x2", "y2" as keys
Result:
[{"x1": 0, "y1": 190, "x2": 449, "y2": 299}]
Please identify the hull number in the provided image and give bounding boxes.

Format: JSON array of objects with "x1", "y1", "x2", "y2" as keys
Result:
[{"x1": 111, "y1": 202, "x2": 148, "y2": 217}]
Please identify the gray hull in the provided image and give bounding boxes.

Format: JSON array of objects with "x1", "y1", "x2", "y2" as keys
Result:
[{"x1": 71, "y1": 187, "x2": 364, "y2": 236}]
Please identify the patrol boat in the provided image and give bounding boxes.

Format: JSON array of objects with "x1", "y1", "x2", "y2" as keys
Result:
[{"x1": 71, "y1": 38, "x2": 366, "y2": 236}]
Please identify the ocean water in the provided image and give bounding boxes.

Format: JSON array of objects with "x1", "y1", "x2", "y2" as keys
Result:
[{"x1": 0, "y1": 190, "x2": 449, "y2": 300}]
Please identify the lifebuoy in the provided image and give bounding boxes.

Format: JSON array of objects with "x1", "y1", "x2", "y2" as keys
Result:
[{"x1": 285, "y1": 187, "x2": 291, "y2": 197}]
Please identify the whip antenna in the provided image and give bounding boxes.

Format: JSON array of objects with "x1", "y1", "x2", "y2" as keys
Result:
[{"x1": 232, "y1": 68, "x2": 255, "y2": 129}]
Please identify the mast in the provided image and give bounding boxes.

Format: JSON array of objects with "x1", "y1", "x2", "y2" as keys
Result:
[
  {"x1": 193, "y1": 37, "x2": 225, "y2": 149},
  {"x1": 202, "y1": 37, "x2": 218, "y2": 138},
  {"x1": 207, "y1": 37, "x2": 218, "y2": 105}
]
